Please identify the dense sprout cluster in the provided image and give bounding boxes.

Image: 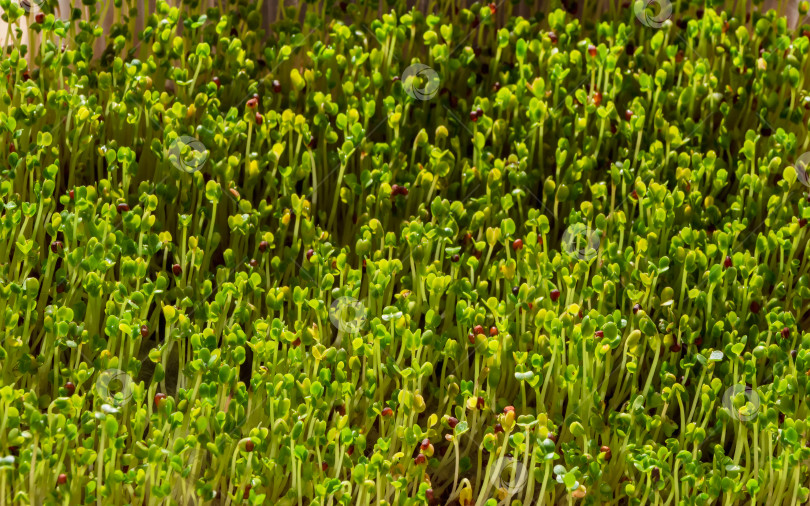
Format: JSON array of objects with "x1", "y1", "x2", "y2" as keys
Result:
[{"x1": 2, "y1": 0, "x2": 810, "y2": 504}]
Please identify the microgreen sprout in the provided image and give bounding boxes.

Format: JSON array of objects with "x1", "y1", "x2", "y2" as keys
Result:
[{"x1": 1, "y1": 0, "x2": 809, "y2": 504}]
